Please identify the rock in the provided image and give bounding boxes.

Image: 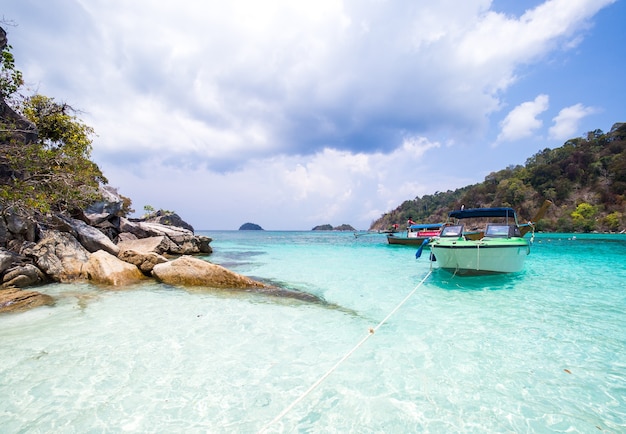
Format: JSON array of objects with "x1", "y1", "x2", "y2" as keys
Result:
[
  {"x1": 116, "y1": 232, "x2": 138, "y2": 243},
  {"x1": 117, "y1": 236, "x2": 173, "y2": 255},
  {"x1": 0, "y1": 217, "x2": 8, "y2": 247},
  {"x1": 1, "y1": 264, "x2": 46, "y2": 288},
  {"x1": 118, "y1": 220, "x2": 212, "y2": 254},
  {"x1": 23, "y1": 231, "x2": 90, "y2": 282},
  {"x1": 152, "y1": 256, "x2": 267, "y2": 289},
  {"x1": 239, "y1": 222, "x2": 263, "y2": 230},
  {"x1": 0, "y1": 249, "x2": 13, "y2": 274},
  {"x1": 0, "y1": 288, "x2": 54, "y2": 313},
  {"x1": 3, "y1": 213, "x2": 38, "y2": 243},
  {"x1": 118, "y1": 249, "x2": 168, "y2": 274},
  {"x1": 84, "y1": 185, "x2": 125, "y2": 216},
  {"x1": 83, "y1": 250, "x2": 145, "y2": 286},
  {"x1": 53, "y1": 215, "x2": 119, "y2": 256},
  {"x1": 84, "y1": 212, "x2": 121, "y2": 231},
  {"x1": 143, "y1": 211, "x2": 194, "y2": 232}
]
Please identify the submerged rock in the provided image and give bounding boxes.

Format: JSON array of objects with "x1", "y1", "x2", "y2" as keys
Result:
[
  {"x1": 0, "y1": 288, "x2": 54, "y2": 313},
  {"x1": 152, "y1": 256, "x2": 267, "y2": 289}
]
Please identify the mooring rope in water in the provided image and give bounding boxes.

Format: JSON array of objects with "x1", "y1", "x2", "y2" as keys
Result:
[{"x1": 257, "y1": 269, "x2": 433, "y2": 433}]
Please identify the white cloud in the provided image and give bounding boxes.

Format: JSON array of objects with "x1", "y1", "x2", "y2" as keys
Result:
[
  {"x1": 496, "y1": 94, "x2": 550, "y2": 144},
  {"x1": 10, "y1": 0, "x2": 612, "y2": 165},
  {"x1": 549, "y1": 103, "x2": 597, "y2": 141}
]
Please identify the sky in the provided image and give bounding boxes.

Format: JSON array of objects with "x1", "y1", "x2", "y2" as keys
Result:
[{"x1": 2, "y1": 0, "x2": 625, "y2": 230}]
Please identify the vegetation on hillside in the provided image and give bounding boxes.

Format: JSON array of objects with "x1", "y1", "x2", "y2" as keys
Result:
[
  {"x1": 371, "y1": 123, "x2": 626, "y2": 233},
  {"x1": 0, "y1": 27, "x2": 121, "y2": 218}
]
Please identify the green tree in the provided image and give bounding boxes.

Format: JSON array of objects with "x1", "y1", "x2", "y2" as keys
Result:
[
  {"x1": 0, "y1": 37, "x2": 23, "y2": 100},
  {"x1": 571, "y1": 202, "x2": 597, "y2": 232},
  {"x1": 1, "y1": 94, "x2": 107, "y2": 215},
  {"x1": 603, "y1": 211, "x2": 622, "y2": 232}
]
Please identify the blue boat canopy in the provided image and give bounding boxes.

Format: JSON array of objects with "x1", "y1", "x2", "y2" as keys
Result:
[
  {"x1": 448, "y1": 207, "x2": 517, "y2": 219},
  {"x1": 409, "y1": 223, "x2": 443, "y2": 229}
]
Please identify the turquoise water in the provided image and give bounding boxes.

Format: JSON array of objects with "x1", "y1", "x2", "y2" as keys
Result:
[{"x1": 1, "y1": 231, "x2": 625, "y2": 433}]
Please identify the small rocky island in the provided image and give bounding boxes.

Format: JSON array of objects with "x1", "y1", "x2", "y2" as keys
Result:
[
  {"x1": 239, "y1": 222, "x2": 264, "y2": 230},
  {"x1": 312, "y1": 224, "x2": 356, "y2": 231}
]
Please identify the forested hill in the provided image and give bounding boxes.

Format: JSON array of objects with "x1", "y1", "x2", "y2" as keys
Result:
[{"x1": 370, "y1": 122, "x2": 626, "y2": 233}]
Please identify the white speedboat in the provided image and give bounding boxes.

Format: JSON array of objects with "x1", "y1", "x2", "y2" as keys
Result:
[{"x1": 429, "y1": 207, "x2": 531, "y2": 275}]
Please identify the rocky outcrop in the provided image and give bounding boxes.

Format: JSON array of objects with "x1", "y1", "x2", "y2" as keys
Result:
[
  {"x1": 143, "y1": 210, "x2": 194, "y2": 232},
  {"x1": 118, "y1": 219, "x2": 212, "y2": 255},
  {"x1": 52, "y1": 215, "x2": 120, "y2": 255},
  {"x1": 152, "y1": 256, "x2": 267, "y2": 289},
  {"x1": 0, "y1": 199, "x2": 282, "y2": 313}
]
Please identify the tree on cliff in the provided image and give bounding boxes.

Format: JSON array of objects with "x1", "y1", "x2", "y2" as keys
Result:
[
  {"x1": 1, "y1": 94, "x2": 107, "y2": 216},
  {"x1": 1, "y1": 28, "x2": 107, "y2": 217}
]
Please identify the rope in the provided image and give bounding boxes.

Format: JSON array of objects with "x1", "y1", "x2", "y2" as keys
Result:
[{"x1": 257, "y1": 270, "x2": 432, "y2": 433}]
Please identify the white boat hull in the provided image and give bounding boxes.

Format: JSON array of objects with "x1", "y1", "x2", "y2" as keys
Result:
[{"x1": 430, "y1": 241, "x2": 529, "y2": 274}]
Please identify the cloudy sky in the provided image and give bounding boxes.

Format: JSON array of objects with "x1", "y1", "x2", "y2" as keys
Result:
[{"x1": 3, "y1": 0, "x2": 624, "y2": 230}]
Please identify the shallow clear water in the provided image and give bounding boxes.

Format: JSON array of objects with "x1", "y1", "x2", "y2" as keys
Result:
[{"x1": 1, "y1": 231, "x2": 625, "y2": 433}]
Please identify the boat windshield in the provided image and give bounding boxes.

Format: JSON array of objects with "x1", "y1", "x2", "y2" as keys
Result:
[
  {"x1": 440, "y1": 225, "x2": 463, "y2": 237},
  {"x1": 484, "y1": 224, "x2": 521, "y2": 238}
]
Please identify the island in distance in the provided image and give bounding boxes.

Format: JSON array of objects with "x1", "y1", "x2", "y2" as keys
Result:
[
  {"x1": 312, "y1": 224, "x2": 356, "y2": 231},
  {"x1": 239, "y1": 222, "x2": 264, "y2": 230}
]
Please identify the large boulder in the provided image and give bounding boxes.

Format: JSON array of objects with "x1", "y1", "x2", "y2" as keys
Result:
[
  {"x1": 143, "y1": 211, "x2": 194, "y2": 232},
  {"x1": 53, "y1": 215, "x2": 119, "y2": 255},
  {"x1": 83, "y1": 250, "x2": 145, "y2": 286},
  {"x1": 0, "y1": 288, "x2": 54, "y2": 313},
  {"x1": 151, "y1": 256, "x2": 267, "y2": 289},
  {"x1": 23, "y1": 230, "x2": 90, "y2": 282}
]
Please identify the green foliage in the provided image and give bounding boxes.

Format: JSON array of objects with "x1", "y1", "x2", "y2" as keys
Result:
[
  {"x1": 571, "y1": 202, "x2": 597, "y2": 232},
  {"x1": 603, "y1": 211, "x2": 622, "y2": 231},
  {"x1": 0, "y1": 42, "x2": 23, "y2": 99},
  {"x1": 1, "y1": 94, "x2": 107, "y2": 216},
  {"x1": 370, "y1": 123, "x2": 626, "y2": 233}
]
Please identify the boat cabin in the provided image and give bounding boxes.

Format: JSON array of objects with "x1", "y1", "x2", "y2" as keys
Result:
[{"x1": 406, "y1": 223, "x2": 442, "y2": 239}]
